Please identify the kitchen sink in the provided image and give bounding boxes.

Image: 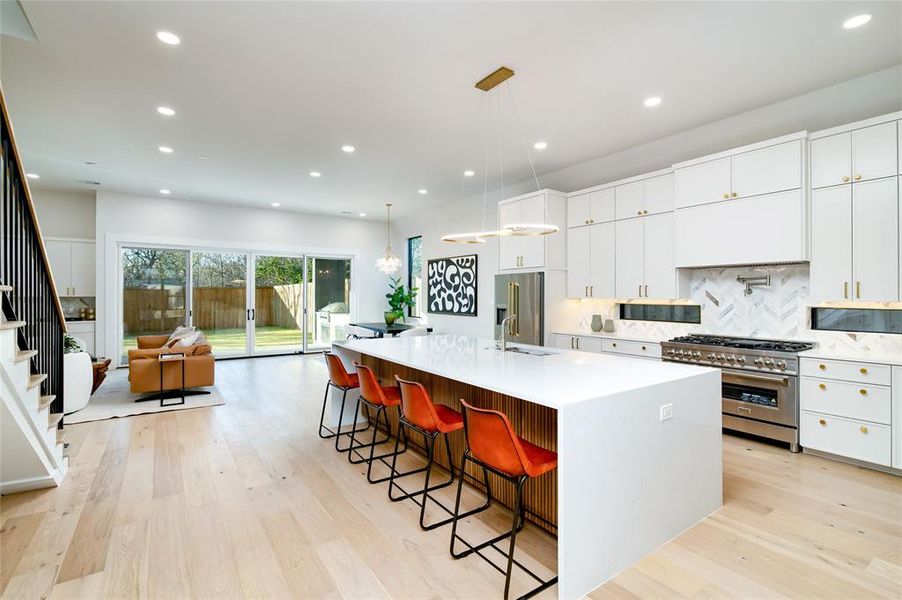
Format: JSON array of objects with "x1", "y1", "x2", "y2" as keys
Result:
[{"x1": 485, "y1": 345, "x2": 554, "y2": 356}]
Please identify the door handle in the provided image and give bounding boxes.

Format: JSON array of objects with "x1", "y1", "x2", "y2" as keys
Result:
[{"x1": 247, "y1": 309, "x2": 250, "y2": 320}]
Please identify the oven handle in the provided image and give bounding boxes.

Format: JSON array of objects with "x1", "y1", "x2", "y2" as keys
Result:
[{"x1": 722, "y1": 369, "x2": 789, "y2": 386}]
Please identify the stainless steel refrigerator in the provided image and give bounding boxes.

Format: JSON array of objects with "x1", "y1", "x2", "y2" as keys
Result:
[{"x1": 494, "y1": 272, "x2": 544, "y2": 345}]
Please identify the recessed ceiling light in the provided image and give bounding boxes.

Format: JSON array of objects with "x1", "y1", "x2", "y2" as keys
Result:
[
  {"x1": 358, "y1": 212, "x2": 367, "y2": 217},
  {"x1": 196, "y1": 154, "x2": 208, "y2": 160},
  {"x1": 464, "y1": 170, "x2": 475, "y2": 177},
  {"x1": 158, "y1": 146, "x2": 174, "y2": 154},
  {"x1": 271, "y1": 202, "x2": 281, "y2": 207},
  {"x1": 156, "y1": 31, "x2": 180, "y2": 45},
  {"x1": 643, "y1": 96, "x2": 663, "y2": 107},
  {"x1": 843, "y1": 14, "x2": 872, "y2": 29},
  {"x1": 310, "y1": 171, "x2": 322, "y2": 177},
  {"x1": 26, "y1": 173, "x2": 39, "y2": 179},
  {"x1": 157, "y1": 106, "x2": 175, "y2": 116},
  {"x1": 160, "y1": 189, "x2": 171, "y2": 195},
  {"x1": 533, "y1": 141, "x2": 547, "y2": 150},
  {"x1": 84, "y1": 161, "x2": 98, "y2": 166},
  {"x1": 418, "y1": 189, "x2": 428, "y2": 195},
  {"x1": 341, "y1": 145, "x2": 355, "y2": 153}
]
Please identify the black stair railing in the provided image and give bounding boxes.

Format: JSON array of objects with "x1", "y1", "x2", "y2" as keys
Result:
[{"x1": 1, "y1": 85, "x2": 66, "y2": 421}]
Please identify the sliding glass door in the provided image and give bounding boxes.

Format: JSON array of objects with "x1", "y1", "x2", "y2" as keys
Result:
[
  {"x1": 121, "y1": 247, "x2": 189, "y2": 362},
  {"x1": 191, "y1": 251, "x2": 248, "y2": 357},
  {"x1": 252, "y1": 255, "x2": 305, "y2": 354},
  {"x1": 119, "y1": 245, "x2": 351, "y2": 361},
  {"x1": 305, "y1": 256, "x2": 352, "y2": 351}
]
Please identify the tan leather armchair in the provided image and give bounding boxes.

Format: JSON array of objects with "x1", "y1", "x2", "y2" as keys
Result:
[{"x1": 127, "y1": 334, "x2": 215, "y2": 393}]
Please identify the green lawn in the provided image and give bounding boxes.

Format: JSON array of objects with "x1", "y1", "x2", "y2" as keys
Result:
[{"x1": 122, "y1": 326, "x2": 309, "y2": 355}]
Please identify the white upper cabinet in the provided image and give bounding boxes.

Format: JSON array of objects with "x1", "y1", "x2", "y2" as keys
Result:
[
  {"x1": 566, "y1": 226, "x2": 591, "y2": 298},
  {"x1": 45, "y1": 238, "x2": 95, "y2": 297},
  {"x1": 589, "y1": 222, "x2": 616, "y2": 298},
  {"x1": 674, "y1": 157, "x2": 731, "y2": 209},
  {"x1": 498, "y1": 190, "x2": 567, "y2": 272},
  {"x1": 642, "y1": 173, "x2": 674, "y2": 216},
  {"x1": 810, "y1": 186, "x2": 853, "y2": 301},
  {"x1": 730, "y1": 139, "x2": 802, "y2": 199},
  {"x1": 852, "y1": 121, "x2": 897, "y2": 183},
  {"x1": 615, "y1": 217, "x2": 644, "y2": 298},
  {"x1": 852, "y1": 177, "x2": 899, "y2": 301},
  {"x1": 642, "y1": 212, "x2": 675, "y2": 299},
  {"x1": 811, "y1": 132, "x2": 852, "y2": 189},
  {"x1": 615, "y1": 181, "x2": 644, "y2": 220},
  {"x1": 567, "y1": 188, "x2": 614, "y2": 228}
]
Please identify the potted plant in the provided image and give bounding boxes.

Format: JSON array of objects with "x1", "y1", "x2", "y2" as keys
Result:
[{"x1": 385, "y1": 277, "x2": 418, "y2": 325}]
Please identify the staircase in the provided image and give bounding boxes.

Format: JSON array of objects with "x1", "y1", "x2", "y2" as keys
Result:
[{"x1": 1, "y1": 85, "x2": 69, "y2": 493}]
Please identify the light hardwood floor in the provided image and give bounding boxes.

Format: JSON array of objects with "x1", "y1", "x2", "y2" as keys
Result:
[{"x1": 1, "y1": 355, "x2": 900, "y2": 599}]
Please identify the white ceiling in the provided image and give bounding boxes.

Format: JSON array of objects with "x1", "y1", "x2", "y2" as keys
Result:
[{"x1": 3, "y1": 1, "x2": 901, "y2": 218}]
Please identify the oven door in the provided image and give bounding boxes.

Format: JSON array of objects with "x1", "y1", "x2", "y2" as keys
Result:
[{"x1": 721, "y1": 368, "x2": 797, "y2": 427}]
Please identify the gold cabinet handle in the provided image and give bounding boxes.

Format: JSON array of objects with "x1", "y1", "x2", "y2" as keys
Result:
[
  {"x1": 636, "y1": 210, "x2": 641, "y2": 215},
  {"x1": 584, "y1": 219, "x2": 589, "y2": 224},
  {"x1": 860, "y1": 367, "x2": 868, "y2": 375},
  {"x1": 856, "y1": 281, "x2": 860, "y2": 299},
  {"x1": 590, "y1": 218, "x2": 594, "y2": 224},
  {"x1": 859, "y1": 389, "x2": 868, "y2": 396},
  {"x1": 722, "y1": 193, "x2": 729, "y2": 199},
  {"x1": 642, "y1": 210, "x2": 648, "y2": 215},
  {"x1": 819, "y1": 419, "x2": 826, "y2": 426},
  {"x1": 842, "y1": 176, "x2": 850, "y2": 183},
  {"x1": 860, "y1": 426, "x2": 868, "y2": 434},
  {"x1": 644, "y1": 284, "x2": 648, "y2": 297},
  {"x1": 843, "y1": 281, "x2": 848, "y2": 299},
  {"x1": 819, "y1": 364, "x2": 826, "y2": 370},
  {"x1": 589, "y1": 285, "x2": 593, "y2": 297},
  {"x1": 638, "y1": 285, "x2": 642, "y2": 297},
  {"x1": 818, "y1": 383, "x2": 826, "y2": 390},
  {"x1": 731, "y1": 192, "x2": 737, "y2": 198},
  {"x1": 854, "y1": 174, "x2": 862, "y2": 181}
]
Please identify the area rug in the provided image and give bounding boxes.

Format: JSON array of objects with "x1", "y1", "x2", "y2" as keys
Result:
[{"x1": 65, "y1": 368, "x2": 224, "y2": 424}]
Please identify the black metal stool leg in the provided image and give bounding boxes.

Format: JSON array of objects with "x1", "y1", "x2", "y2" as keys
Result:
[
  {"x1": 417, "y1": 433, "x2": 489, "y2": 530},
  {"x1": 387, "y1": 421, "x2": 432, "y2": 500},
  {"x1": 345, "y1": 397, "x2": 393, "y2": 462},
  {"x1": 318, "y1": 381, "x2": 335, "y2": 438},
  {"x1": 365, "y1": 406, "x2": 410, "y2": 484},
  {"x1": 503, "y1": 477, "x2": 527, "y2": 600}
]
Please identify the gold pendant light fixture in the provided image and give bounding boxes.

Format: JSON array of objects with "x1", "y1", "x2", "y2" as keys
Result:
[
  {"x1": 376, "y1": 202, "x2": 402, "y2": 274},
  {"x1": 442, "y1": 67, "x2": 559, "y2": 244}
]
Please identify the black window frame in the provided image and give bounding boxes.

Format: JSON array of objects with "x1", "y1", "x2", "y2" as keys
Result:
[{"x1": 407, "y1": 236, "x2": 423, "y2": 317}]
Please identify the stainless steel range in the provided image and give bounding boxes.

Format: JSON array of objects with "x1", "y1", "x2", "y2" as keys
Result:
[{"x1": 661, "y1": 334, "x2": 815, "y2": 452}]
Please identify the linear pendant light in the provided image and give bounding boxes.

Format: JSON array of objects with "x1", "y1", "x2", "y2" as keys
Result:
[
  {"x1": 442, "y1": 67, "x2": 559, "y2": 244},
  {"x1": 376, "y1": 202, "x2": 402, "y2": 274}
]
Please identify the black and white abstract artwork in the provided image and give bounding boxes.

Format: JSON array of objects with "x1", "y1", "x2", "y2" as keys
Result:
[{"x1": 427, "y1": 254, "x2": 477, "y2": 316}]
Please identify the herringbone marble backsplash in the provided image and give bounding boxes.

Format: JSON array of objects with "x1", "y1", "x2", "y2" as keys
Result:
[{"x1": 561, "y1": 264, "x2": 901, "y2": 356}]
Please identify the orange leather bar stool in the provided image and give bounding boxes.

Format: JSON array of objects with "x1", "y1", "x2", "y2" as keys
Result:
[
  {"x1": 349, "y1": 362, "x2": 409, "y2": 483},
  {"x1": 449, "y1": 400, "x2": 558, "y2": 600},
  {"x1": 319, "y1": 353, "x2": 372, "y2": 452},
  {"x1": 388, "y1": 377, "x2": 492, "y2": 530}
]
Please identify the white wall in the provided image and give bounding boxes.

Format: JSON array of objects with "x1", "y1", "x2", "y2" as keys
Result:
[
  {"x1": 95, "y1": 191, "x2": 390, "y2": 359},
  {"x1": 395, "y1": 66, "x2": 902, "y2": 338},
  {"x1": 31, "y1": 188, "x2": 96, "y2": 239}
]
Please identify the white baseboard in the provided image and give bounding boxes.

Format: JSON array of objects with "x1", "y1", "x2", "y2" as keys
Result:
[{"x1": 0, "y1": 469, "x2": 62, "y2": 495}]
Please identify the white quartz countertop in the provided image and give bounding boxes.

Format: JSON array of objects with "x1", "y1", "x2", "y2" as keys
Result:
[
  {"x1": 340, "y1": 334, "x2": 716, "y2": 409},
  {"x1": 798, "y1": 347, "x2": 902, "y2": 367}
]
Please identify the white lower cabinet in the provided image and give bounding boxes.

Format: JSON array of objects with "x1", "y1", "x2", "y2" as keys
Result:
[
  {"x1": 601, "y1": 339, "x2": 661, "y2": 360},
  {"x1": 552, "y1": 334, "x2": 601, "y2": 352},
  {"x1": 67, "y1": 321, "x2": 96, "y2": 357},
  {"x1": 800, "y1": 356, "x2": 898, "y2": 470},
  {"x1": 893, "y1": 367, "x2": 901, "y2": 469}
]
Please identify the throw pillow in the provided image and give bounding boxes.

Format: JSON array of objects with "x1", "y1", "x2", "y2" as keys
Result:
[
  {"x1": 168, "y1": 325, "x2": 195, "y2": 342},
  {"x1": 176, "y1": 331, "x2": 201, "y2": 347}
]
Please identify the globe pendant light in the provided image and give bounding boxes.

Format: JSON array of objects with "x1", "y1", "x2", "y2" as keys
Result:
[
  {"x1": 376, "y1": 202, "x2": 402, "y2": 274},
  {"x1": 442, "y1": 67, "x2": 559, "y2": 244}
]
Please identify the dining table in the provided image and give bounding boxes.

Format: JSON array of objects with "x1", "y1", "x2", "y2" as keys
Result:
[{"x1": 349, "y1": 322, "x2": 431, "y2": 338}]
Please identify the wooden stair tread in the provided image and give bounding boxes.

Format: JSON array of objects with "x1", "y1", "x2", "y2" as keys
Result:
[
  {"x1": 15, "y1": 349, "x2": 38, "y2": 362},
  {"x1": 27, "y1": 373, "x2": 47, "y2": 389},
  {"x1": 0, "y1": 284, "x2": 12, "y2": 293},
  {"x1": 39, "y1": 394, "x2": 56, "y2": 410},
  {"x1": 48, "y1": 413, "x2": 63, "y2": 429},
  {"x1": 0, "y1": 320, "x2": 26, "y2": 330}
]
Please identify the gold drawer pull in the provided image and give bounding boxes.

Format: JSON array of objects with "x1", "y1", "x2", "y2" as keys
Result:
[
  {"x1": 859, "y1": 389, "x2": 867, "y2": 396},
  {"x1": 818, "y1": 364, "x2": 826, "y2": 370},
  {"x1": 860, "y1": 426, "x2": 868, "y2": 434},
  {"x1": 819, "y1": 419, "x2": 826, "y2": 426},
  {"x1": 722, "y1": 193, "x2": 729, "y2": 199},
  {"x1": 731, "y1": 192, "x2": 738, "y2": 198},
  {"x1": 842, "y1": 175, "x2": 850, "y2": 183},
  {"x1": 854, "y1": 174, "x2": 862, "y2": 181},
  {"x1": 859, "y1": 368, "x2": 868, "y2": 375},
  {"x1": 818, "y1": 383, "x2": 826, "y2": 390}
]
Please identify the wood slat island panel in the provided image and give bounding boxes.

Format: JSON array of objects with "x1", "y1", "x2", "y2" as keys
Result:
[{"x1": 361, "y1": 354, "x2": 558, "y2": 534}]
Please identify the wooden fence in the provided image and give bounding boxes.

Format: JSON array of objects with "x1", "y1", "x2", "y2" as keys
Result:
[{"x1": 123, "y1": 284, "x2": 304, "y2": 334}]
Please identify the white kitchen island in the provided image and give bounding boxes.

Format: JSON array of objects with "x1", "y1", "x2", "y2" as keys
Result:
[{"x1": 335, "y1": 334, "x2": 722, "y2": 598}]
